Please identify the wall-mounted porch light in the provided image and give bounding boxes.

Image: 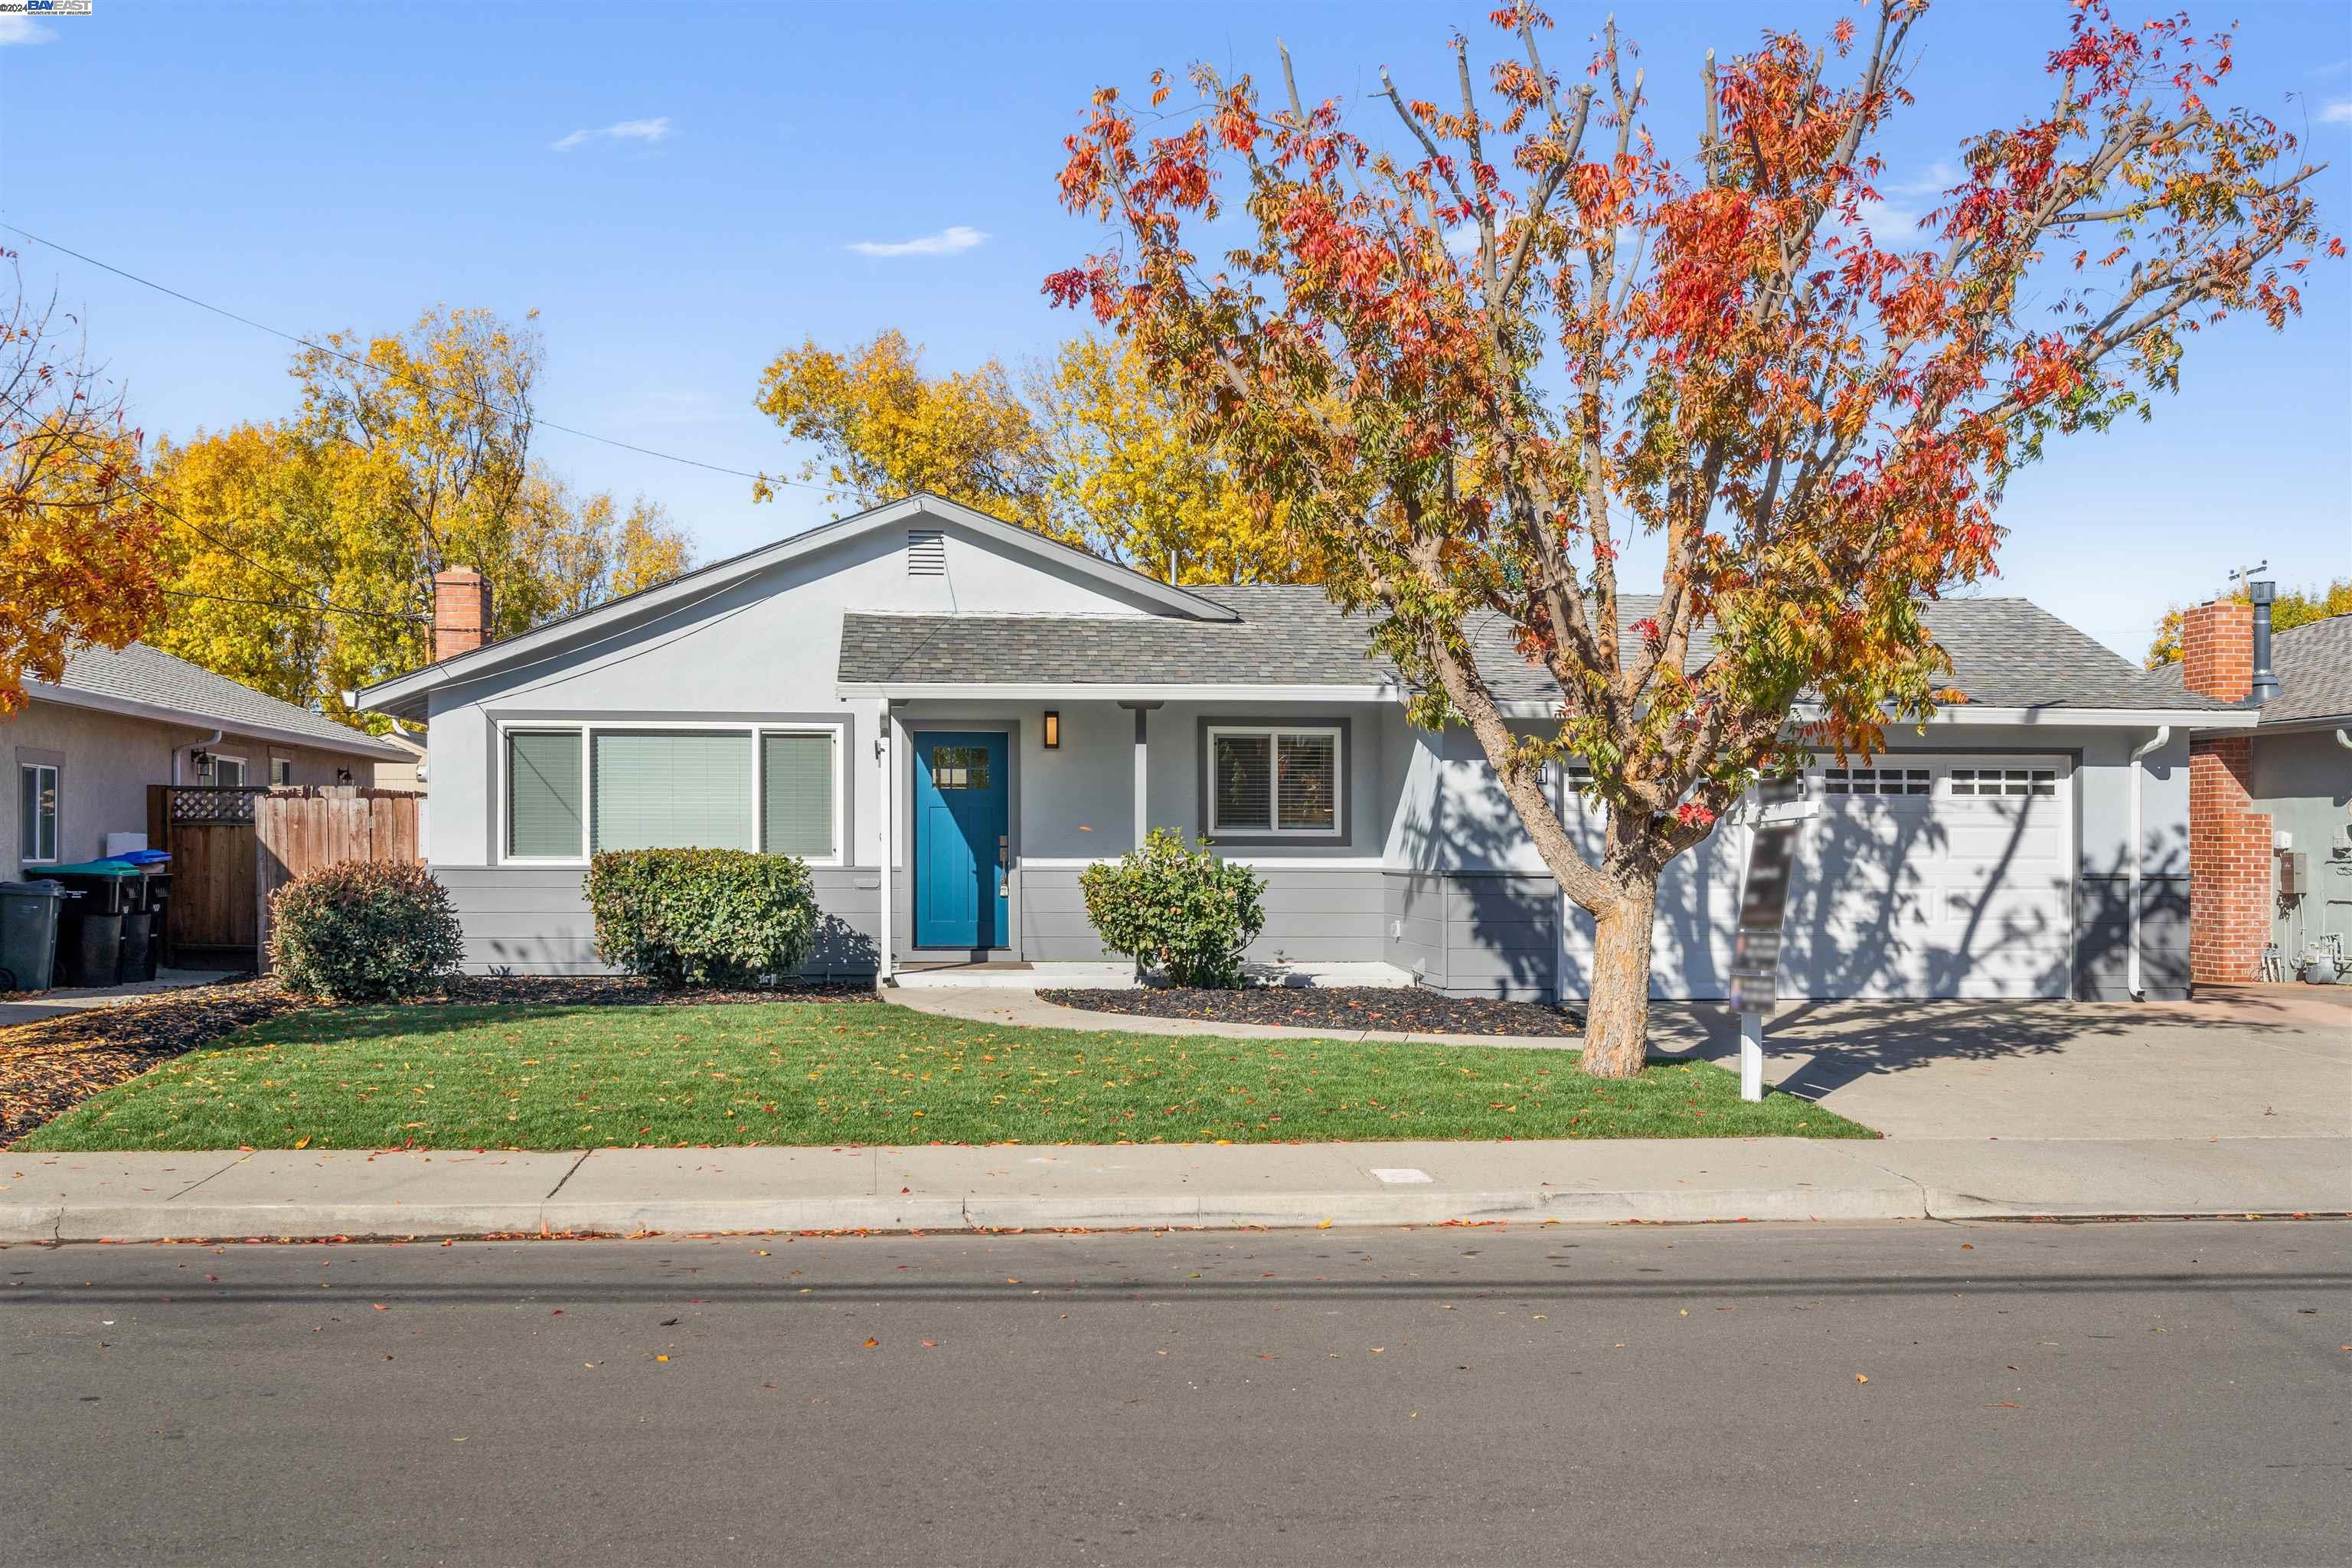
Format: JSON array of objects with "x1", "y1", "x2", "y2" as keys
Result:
[{"x1": 1042, "y1": 710, "x2": 1061, "y2": 750}]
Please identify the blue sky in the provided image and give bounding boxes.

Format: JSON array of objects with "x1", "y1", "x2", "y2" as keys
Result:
[{"x1": 4, "y1": 0, "x2": 2347, "y2": 661}]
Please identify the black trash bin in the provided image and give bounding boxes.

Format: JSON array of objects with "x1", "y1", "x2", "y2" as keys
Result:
[
  {"x1": 118, "y1": 908, "x2": 156, "y2": 984},
  {"x1": 1, "y1": 880, "x2": 70, "y2": 991},
  {"x1": 42, "y1": 860, "x2": 142, "y2": 916},
  {"x1": 59, "y1": 912, "x2": 124, "y2": 988}
]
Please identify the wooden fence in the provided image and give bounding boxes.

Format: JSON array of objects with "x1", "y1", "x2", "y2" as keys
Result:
[
  {"x1": 255, "y1": 788, "x2": 426, "y2": 967},
  {"x1": 145, "y1": 786, "x2": 424, "y2": 969}
]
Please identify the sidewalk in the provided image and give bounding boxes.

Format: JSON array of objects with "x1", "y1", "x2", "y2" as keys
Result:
[{"x1": 6, "y1": 1134, "x2": 2344, "y2": 1243}]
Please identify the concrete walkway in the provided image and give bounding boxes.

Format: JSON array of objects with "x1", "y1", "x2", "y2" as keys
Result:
[
  {"x1": 5, "y1": 1133, "x2": 2344, "y2": 1243},
  {"x1": 0, "y1": 969, "x2": 240, "y2": 1030}
]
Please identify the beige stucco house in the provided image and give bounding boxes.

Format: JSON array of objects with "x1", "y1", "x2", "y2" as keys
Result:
[{"x1": 7, "y1": 642, "x2": 410, "y2": 881}]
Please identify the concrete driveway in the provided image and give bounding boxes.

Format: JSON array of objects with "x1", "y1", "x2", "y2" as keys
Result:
[{"x1": 1650, "y1": 984, "x2": 2352, "y2": 1141}]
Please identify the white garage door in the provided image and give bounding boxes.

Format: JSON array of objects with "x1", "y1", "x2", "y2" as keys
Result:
[{"x1": 1778, "y1": 756, "x2": 2074, "y2": 999}]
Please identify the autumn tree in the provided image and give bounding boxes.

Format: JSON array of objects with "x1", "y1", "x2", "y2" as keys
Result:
[
  {"x1": 754, "y1": 328, "x2": 1060, "y2": 535},
  {"x1": 2146, "y1": 576, "x2": 2351, "y2": 667},
  {"x1": 150, "y1": 309, "x2": 694, "y2": 724},
  {"x1": 1050, "y1": 2, "x2": 2334, "y2": 1073},
  {"x1": 1033, "y1": 334, "x2": 1315, "y2": 583},
  {"x1": 0, "y1": 260, "x2": 162, "y2": 712}
]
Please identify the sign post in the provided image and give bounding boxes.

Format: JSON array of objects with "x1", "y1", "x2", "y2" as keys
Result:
[{"x1": 1726, "y1": 780, "x2": 1818, "y2": 1102}]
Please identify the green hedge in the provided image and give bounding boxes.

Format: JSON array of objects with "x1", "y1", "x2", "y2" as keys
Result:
[
  {"x1": 1079, "y1": 829, "x2": 1266, "y2": 988},
  {"x1": 583, "y1": 848, "x2": 819, "y2": 989},
  {"x1": 268, "y1": 861, "x2": 463, "y2": 1001}
]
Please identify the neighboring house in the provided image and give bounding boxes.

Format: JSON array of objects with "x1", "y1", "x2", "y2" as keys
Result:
[
  {"x1": 2155, "y1": 602, "x2": 2352, "y2": 980},
  {"x1": 358, "y1": 494, "x2": 2245, "y2": 1000},
  {"x1": 375, "y1": 729, "x2": 430, "y2": 794},
  {"x1": 6, "y1": 642, "x2": 412, "y2": 881}
]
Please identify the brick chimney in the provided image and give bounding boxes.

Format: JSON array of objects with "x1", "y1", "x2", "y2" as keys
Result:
[
  {"x1": 2180, "y1": 597, "x2": 2252, "y2": 701},
  {"x1": 2180, "y1": 593, "x2": 2272, "y2": 985},
  {"x1": 432, "y1": 567, "x2": 492, "y2": 662}
]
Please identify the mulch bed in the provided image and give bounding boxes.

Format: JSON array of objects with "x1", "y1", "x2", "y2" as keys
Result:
[
  {"x1": 0, "y1": 974, "x2": 872, "y2": 1146},
  {"x1": 1037, "y1": 985, "x2": 1585, "y2": 1038}
]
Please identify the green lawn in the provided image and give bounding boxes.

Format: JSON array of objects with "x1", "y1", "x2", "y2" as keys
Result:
[{"x1": 14, "y1": 1001, "x2": 1874, "y2": 1151}]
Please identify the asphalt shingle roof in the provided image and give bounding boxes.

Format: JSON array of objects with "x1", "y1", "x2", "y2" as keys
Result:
[
  {"x1": 2141, "y1": 611, "x2": 2352, "y2": 725},
  {"x1": 841, "y1": 590, "x2": 2228, "y2": 712},
  {"x1": 44, "y1": 642, "x2": 403, "y2": 757}
]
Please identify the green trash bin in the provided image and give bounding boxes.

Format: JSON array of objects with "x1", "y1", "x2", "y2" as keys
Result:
[
  {"x1": 42, "y1": 859, "x2": 143, "y2": 916},
  {"x1": 1, "y1": 880, "x2": 70, "y2": 991}
]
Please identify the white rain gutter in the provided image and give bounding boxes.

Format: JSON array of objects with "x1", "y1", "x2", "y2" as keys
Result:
[
  {"x1": 2127, "y1": 725, "x2": 2171, "y2": 1000},
  {"x1": 2337, "y1": 728, "x2": 2352, "y2": 752},
  {"x1": 877, "y1": 710, "x2": 897, "y2": 985}
]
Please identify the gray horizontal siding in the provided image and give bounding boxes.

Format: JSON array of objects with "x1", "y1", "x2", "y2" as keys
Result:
[
  {"x1": 1018, "y1": 865, "x2": 1385, "y2": 963},
  {"x1": 1386, "y1": 871, "x2": 1558, "y2": 1001},
  {"x1": 436, "y1": 865, "x2": 882, "y2": 978}
]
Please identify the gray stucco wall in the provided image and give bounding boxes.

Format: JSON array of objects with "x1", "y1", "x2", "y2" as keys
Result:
[
  {"x1": 4, "y1": 699, "x2": 392, "y2": 882},
  {"x1": 437, "y1": 866, "x2": 881, "y2": 979},
  {"x1": 2250, "y1": 727, "x2": 2352, "y2": 960},
  {"x1": 1383, "y1": 870, "x2": 1559, "y2": 1001}
]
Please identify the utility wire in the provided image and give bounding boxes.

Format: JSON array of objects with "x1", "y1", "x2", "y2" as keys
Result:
[
  {"x1": 0, "y1": 220, "x2": 819, "y2": 491},
  {"x1": 161, "y1": 585, "x2": 426, "y2": 625}
]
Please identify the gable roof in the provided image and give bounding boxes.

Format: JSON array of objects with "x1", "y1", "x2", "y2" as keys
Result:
[
  {"x1": 358, "y1": 494, "x2": 1241, "y2": 717},
  {"x1": 842, "y1": 590, "x2": 2243, "y2": 715},
  {"x1": 2144, "y1": 612, "x2": 2352, "y2": 727},
  {"x1": 32, "y1": 642, "x2": 407, "y2": 759}
]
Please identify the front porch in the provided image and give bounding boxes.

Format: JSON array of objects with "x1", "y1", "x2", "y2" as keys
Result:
[{"x1": 869, "y1": 694, "x2": 1403, "y2": 982}]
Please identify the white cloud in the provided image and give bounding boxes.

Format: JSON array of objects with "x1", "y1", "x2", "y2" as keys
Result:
[
  {"x1": 2320, "y1": 99, "x2": 2352, "y2": 125},
  {"x1": 0, "y1": 16, "x2": 57, "y2": 44},
  {"x1": 550, "y1": 116, "x2": 672, "y2": 153},
  {"x1": 1856, "y1": 160, "x2": 1962, "y2": 239},
  {"x1": 847, "y1": 225, "x2": 989, "y2": 258}
]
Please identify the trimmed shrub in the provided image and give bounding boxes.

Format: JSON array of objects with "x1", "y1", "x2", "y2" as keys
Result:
[
  {"x1": 269, "y1": 860, "x2": 463, "y2": 1001},
  {"x1": 583, "y1": 848, "x2": 819, "y2": 989},
  {"x1": 1079, "y1": 828, "x2": 1266, "y2": 988}
]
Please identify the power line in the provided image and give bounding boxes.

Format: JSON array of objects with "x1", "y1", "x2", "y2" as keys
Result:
[
  {"x1": 161, "y1": 585, "x2": 426, "y2": 626},
  {"x1": 0, "y1": 220, "x2": 818, "y2": 491}
]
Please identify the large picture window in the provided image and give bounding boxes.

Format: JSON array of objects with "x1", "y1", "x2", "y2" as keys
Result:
[
  {"x1": 18, "y1": 763, "x2": 58, "y2": 864},
  {"x1": 1206, "y1": 724, "x2": 1341, "y2": 838},
  {"x1": 501, "y1": 722, "x2": 841, "y2": 864}
]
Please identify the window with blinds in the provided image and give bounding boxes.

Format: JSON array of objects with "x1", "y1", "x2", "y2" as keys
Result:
[
  {"x1": 507, "y1": 730, "x2": 584, "y2": 858},
  {"x1": 1209, "y1": 726, "x2": 1341, "y2": 835},
  {"x1": 505, "y1": 724, "x2": 844, "y2": 863},
  {"x1": 762, "y1": 732, "x2": 835, "y2": 858},
  {"x1": 593, "y1": 730, "x2": 754, "y2": 852}
]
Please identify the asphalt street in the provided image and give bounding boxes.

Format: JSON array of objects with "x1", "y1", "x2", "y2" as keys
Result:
[{"x1": 5, "y1": 1219, "x2": 2347, "y2": 1566}]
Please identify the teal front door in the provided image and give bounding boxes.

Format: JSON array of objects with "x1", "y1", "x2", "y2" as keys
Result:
[{"x1": 913, "y1": 731, "x2": 1009, "y2": 949}]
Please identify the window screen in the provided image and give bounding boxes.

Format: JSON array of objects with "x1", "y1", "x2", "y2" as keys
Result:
[
  {"x1": 19, "y1": 763, "x2": 57, "y2": 863},
  {"x1": 507, "y1": 731, "x2": 584, "y2": 858},
  {"x1": 1276, "y1": 733, "x2": 1337, "y2": 829},
  {"x1": 593, "y1": 730, "x2": 753, "y2": 851},
  {"x1": 1213, "y1": 733, "x2": 1272, "y2": 830},
  {"x1": 763, "y1": 732, "x2": 835, "y2": 858}
]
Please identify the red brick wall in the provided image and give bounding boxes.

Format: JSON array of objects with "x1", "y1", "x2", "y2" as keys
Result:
[
  {"x1": 2188, "y1": 733, "x2": 2272, "y2": 984},
  {"x1": 2181, "y1": 599, "x2": 2252, "y2": 702},
  {"x1": 433, "y1": 567, "x2": 493, "y2": 663}
]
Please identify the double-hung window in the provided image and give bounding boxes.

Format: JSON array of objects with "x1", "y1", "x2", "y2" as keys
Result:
[
  {"x1": 18, "y1": 763, "x2": 58, "y2": 865},
  {"x1": 1207, "y1": 724, "x2": 1341, "y2": 838},
  {"x1": 501, "y1": 723, "x2": 841, "y2": 864}
]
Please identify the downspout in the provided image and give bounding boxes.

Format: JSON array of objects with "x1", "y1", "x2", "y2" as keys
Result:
[
  {"x1": 876, "y1": 704, "x2": 897, "y2": 986},
  {"x1": 2337, "y1": 729, "x2": 2352, "y2": 752},
  {"x1": 2127, "y1": 725, "x2": 2171, "y2": 1001},
  {"x1": 172, "y1": 728, "x2": 224, "y2": 786}
]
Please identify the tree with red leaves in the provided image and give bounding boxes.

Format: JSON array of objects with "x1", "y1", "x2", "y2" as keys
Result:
[{"x1": 1049, "y1": 1, "x2": 2334, "y2": 1076}]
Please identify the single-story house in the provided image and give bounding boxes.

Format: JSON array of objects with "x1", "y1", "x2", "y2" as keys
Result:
[
  {"x1": 358, "y1": 494, "x2": 2249, "y2": 1001},
  {"x1": 7, "y1": 642, "x2": 412, "y2": 882},
  {"x1": 2157, "y1": 598, "x2": 2351, "y2": 981}
]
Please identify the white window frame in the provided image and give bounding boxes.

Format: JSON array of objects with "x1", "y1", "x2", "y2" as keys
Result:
[
  {"x1": 1205, "y1": 723, "x2": 1344, "y2": 839},
  {"x1": 19, "y1": 761, "x2": 59, "y2": 865},
  {"x1": 269, "y1": 756, "x2": 294, "y2": 787},
  {"x1": 493, "y1": 719, "x2": 847, "y2": 870},
  {"x1": 204, "y1": 753, "x2": 249, "y2": 788}
]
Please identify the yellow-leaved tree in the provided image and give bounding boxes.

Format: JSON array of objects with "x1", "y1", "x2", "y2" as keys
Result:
[
  {"x1": 2146, "y1": 578, "x2": 2352, "y2": 667},
  {"x1": 149, "y1": 307, "x2": 694, "y2": 726},
  {"x1": 0, "y1": 266, "x2": 164, "y2": 712},
  {"x1": 753, "y1": 328, "x2": 1312, "y2": 582},
  {"x1": 1031, "y1": 335, "x2": 1314, "y2": 584}
]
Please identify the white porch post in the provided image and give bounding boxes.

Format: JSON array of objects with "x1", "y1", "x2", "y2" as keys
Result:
[{"x1": 1120, "y1": 701, "x2": 1161, "y2": 848}]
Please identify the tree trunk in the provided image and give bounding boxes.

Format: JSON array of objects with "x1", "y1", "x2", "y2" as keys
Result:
[{"x1": 1580, "y1": 875, "x2": 1658, "y2": 1079}]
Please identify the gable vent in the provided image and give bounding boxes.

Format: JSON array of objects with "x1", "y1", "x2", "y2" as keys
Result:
[{"x1": 906, "y1": 529, "x2": 946, "y2": 576}]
